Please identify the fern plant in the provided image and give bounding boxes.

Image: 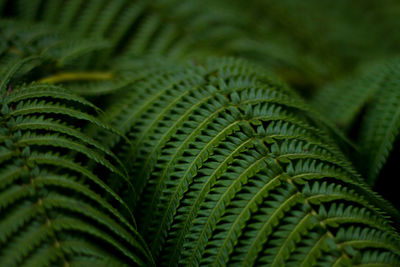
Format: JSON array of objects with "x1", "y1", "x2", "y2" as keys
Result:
[
  {"x1": 357, "y1": 61, "x2": 400, "y2": 183},
  {"x1": 312, "y1": 58, "x2": 400, "y2": 211},
  {"x1": 102, "y1": 57, "x2": 400, "y2": 266},
  {"x1": 1, "y1": 1, "x2": 400, "y2": 266},
  {"x1": 0, "y1": 80, "x2": 153, "y2": 266},
  {"x1": 312, "y1": 59, "x2": 400, "y2": 181}
]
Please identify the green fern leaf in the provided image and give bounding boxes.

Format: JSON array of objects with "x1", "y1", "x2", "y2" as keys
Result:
[
  {"x1": 0, "y1": 82, "x2": 154, "y2": 266},
  {"x1": 104, "y1": 57, "x2": 400, "y2": 266}
]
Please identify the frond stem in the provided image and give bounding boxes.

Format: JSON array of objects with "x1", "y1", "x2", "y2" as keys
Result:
[{"x1": 38, "y1": 72, "x2": 114, "y2": 84}]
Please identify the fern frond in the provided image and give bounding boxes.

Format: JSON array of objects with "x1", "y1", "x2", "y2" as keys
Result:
[
  {"x1": 313, "y1": 58, "x2": 400, "y2": 185},
  {"x1": 358, "y1": 60, "x2": 400, "y2": 184},
  {"x1": 2, "y1": 1, "x2": 400, "y2": 266},
  {"x1": 0, "y1": 83, "x2": 154, "y2": 266},
  {"x1": 104, "y1": 57, "x2": 400, "y2": 266}
]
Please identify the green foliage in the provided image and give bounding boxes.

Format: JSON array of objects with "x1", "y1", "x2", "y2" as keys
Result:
[
  {"x1": 0, "y1": 80, "x2": 153, "y2": 266},
  {"x1": 358, "y1": 62, "x2": 400, "y2": 183},
  {"x1": 102, "y1": 57, "x2": 400, "y2": 266},
  {"x1": 313, "y1": 59, "x2": 400, "y2": 185},
  {"x1": 1, "y1": 1, "x2": 400, "y2": 266}
]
